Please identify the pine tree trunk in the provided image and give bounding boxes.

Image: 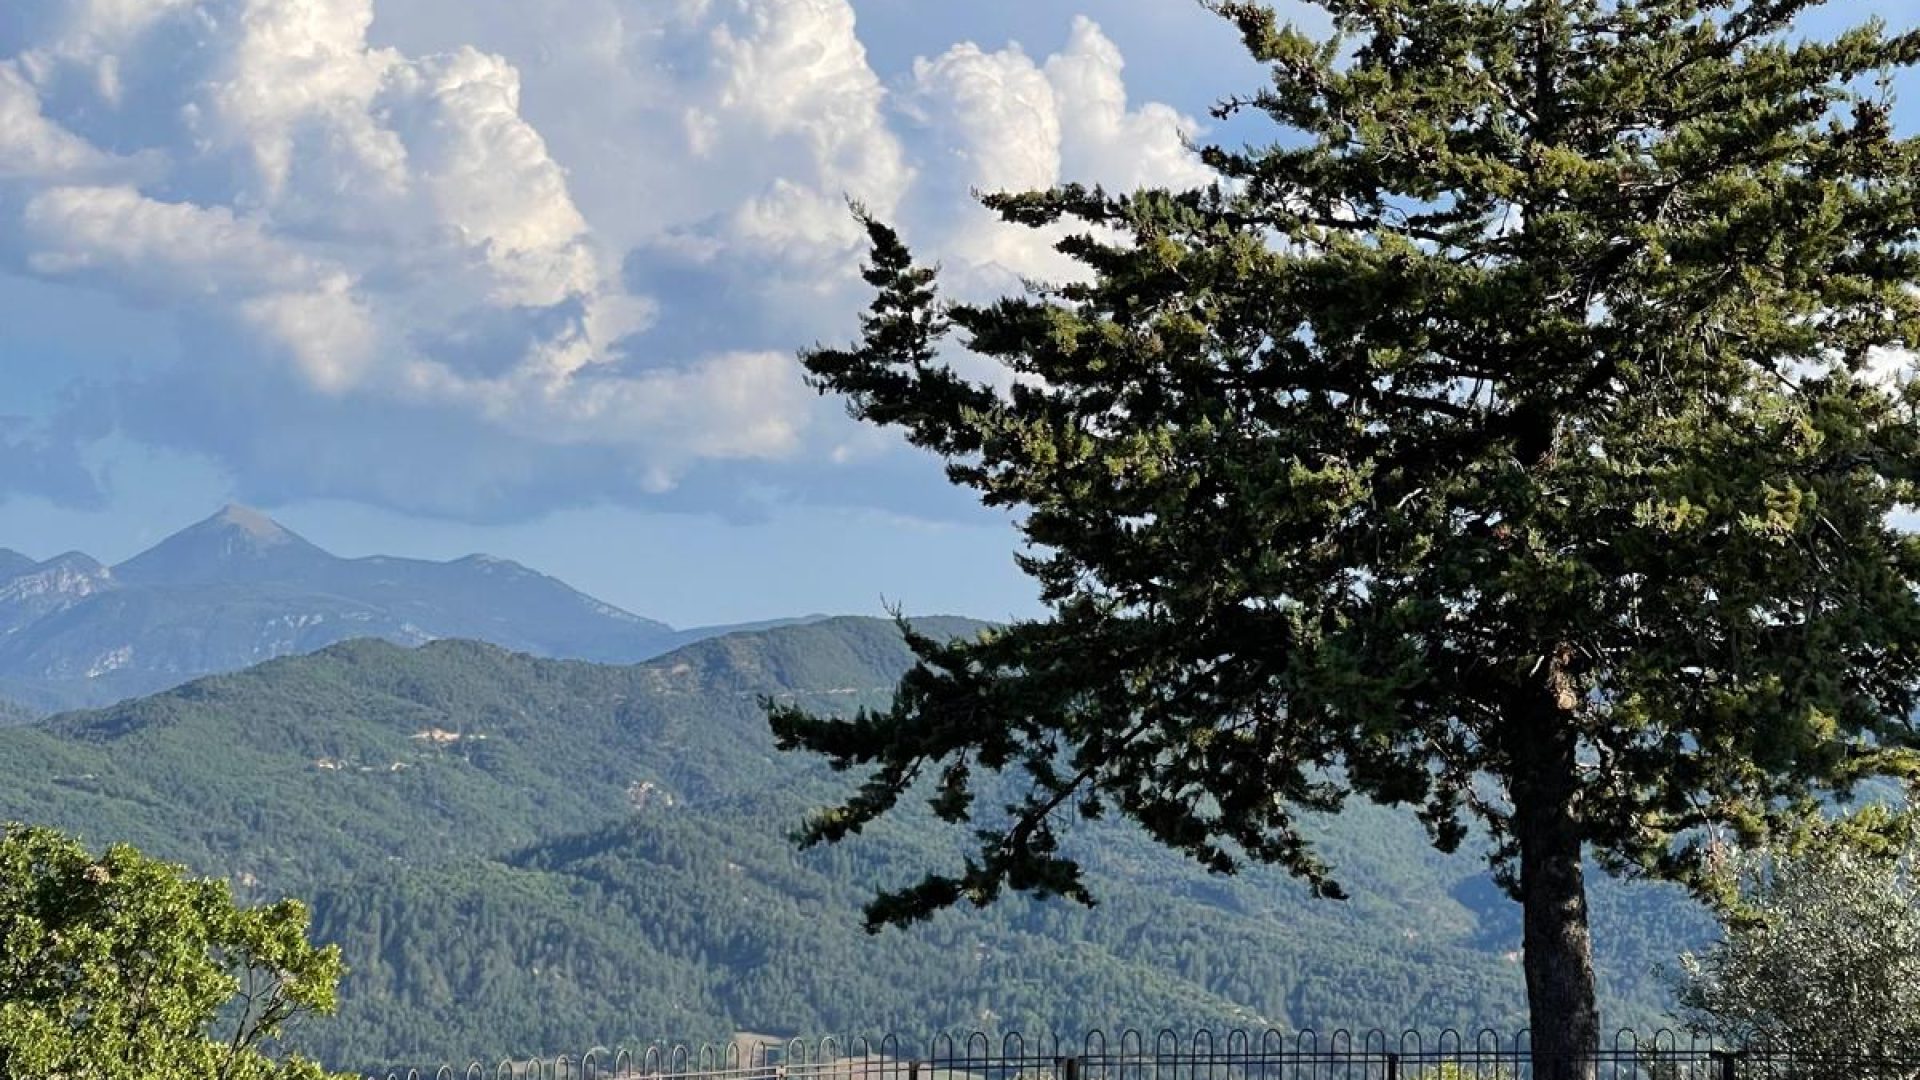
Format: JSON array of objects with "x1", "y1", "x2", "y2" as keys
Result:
[{"x1": 1510, "y1": 683, "x2": 1600, "y2": 1080}]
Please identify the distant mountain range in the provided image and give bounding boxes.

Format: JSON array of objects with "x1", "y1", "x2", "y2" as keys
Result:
[
  {"x1": 0, "y1": 505, "x2": 817, "y2": 714},
  {"x1": 0, "y1": 618, "x2": 1708, "y2": 1066}
]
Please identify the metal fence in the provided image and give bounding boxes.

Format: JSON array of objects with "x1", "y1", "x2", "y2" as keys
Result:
[{"x1": 363, "y1": 1029, "x2": 1920, "y2": 1080}]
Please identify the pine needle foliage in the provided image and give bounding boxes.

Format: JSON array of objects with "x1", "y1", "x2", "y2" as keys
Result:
[{"x1": 773, "y1": 0, "x2": 1920, "y2": 1062}]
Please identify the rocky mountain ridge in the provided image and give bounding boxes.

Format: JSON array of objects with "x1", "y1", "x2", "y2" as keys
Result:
[{"x1": 0, "y1": 505, "x2": 804, "y2": 714}]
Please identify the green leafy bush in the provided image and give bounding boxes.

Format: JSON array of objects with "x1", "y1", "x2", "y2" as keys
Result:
[
  {"x1": 0, "y1": 823, "x2": 348, "y2": 1080},
  {"x1": 1673, "y1": 812, "x2": 1920, "y2": 1063}
]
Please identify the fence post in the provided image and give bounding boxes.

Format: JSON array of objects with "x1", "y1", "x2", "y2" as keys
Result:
[
  {"x1": 1711, "y1": 1050, "x2": 1736, "y2": 1080},
  {"x1": 1062, "y1": 1056, "x2": 1081, "y2": 1080},
  {"x1": 1385, "y1": 1052, "x2": 1399, "y2": 1080},
  {"x1": 908, "y1": 1062, "x2": 921, "y2": 1080}
]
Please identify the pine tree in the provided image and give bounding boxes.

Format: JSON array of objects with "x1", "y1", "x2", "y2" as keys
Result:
[{"x1": 772, "y1": 3, "x2": 1920, "y2": 1076}]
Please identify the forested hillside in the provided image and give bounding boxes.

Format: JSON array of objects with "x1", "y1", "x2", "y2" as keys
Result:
[{"x1": 0, "y1": 618, "x2": 1708, "y2": 1068}]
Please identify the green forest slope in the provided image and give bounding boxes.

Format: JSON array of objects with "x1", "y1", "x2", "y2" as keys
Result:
[{"x1": 0, "y1": 617, "x2": 1710, "y2": 1069}]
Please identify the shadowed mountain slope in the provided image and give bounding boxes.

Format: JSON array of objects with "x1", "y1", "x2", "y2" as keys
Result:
[{"x1": 0, "y1": 548, "x2": 38, "y2": 580}]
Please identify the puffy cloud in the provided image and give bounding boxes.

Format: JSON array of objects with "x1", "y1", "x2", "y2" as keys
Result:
[
  {"x1": 1865, "y1": 345, "x2": 1917, "y2": 389},
  {"x1": 0, "y1": 0, "x2": 1215, "y2": 521},
  {"x1": 20, "y1": 183, "x2": 375, "y2": 390},
  {"x1": 380, "y1": 48, "x2": 597, "y2": 305},
  {"x1": 1046, "y1": 17, "x2": 1212, "y2": 193},
  {"x1": 905, "y1": 40, "x2": 1060, "y2": 201},
  {"x1": 705, "y1": 0, "x2": 911, "y2": 253},
  {"x1": 22, "y1": 185, "x2": 336, "y2": 295},
  {"x1": 0, "y1": 61, "x2": 116, "y2": 180},
  {"x1": 1, "y1": 0, "x2": 814, "y2": 510},
  {"x1": 898, "y1": 16, "x2": 1210, "y2": 302}
]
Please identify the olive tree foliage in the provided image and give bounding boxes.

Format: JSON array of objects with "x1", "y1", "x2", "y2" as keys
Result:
[
  {"x1": 0, "y1": 823, "x2": 347, "y2": 1080},
  {"x1": 771, "y1": 0, "x2": 1920, "y2": 1060},
  {"x1": 1673, "y1": 808, "x2": 1920, "y2": 1059}
]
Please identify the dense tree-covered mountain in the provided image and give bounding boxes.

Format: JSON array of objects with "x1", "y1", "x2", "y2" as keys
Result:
[
  {"x1": 310, "y1": 789, "x2": 1709, "y2": 1070},
  {"x1": 0, "y1": 619, "x2": 1709, "y2": 1069},
  {"x1": 0, "y1": 505, "x2": 812, "y2": 713}
]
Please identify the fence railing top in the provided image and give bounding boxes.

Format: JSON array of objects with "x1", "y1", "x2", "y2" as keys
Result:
[{"x1": 361, "y1": 1027, "x2": 1920, "y2": 1080}]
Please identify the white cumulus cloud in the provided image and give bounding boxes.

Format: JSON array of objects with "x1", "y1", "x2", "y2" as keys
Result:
[
  {"x1": 899, "y1": 16, "x2": 1212, "y2": 299},
  {"x1": 0, "y1": 61, "x2": 117, "y2": 180},
  {"x1": 0, "y1": 0, "x2": 1216, "y2": 521}
]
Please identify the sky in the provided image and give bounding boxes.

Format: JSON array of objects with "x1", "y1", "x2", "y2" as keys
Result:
[{"x1": 1, "y1": 0, "x2": 1916, "y2": 628}]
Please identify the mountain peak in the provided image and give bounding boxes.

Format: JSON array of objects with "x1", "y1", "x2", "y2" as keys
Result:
[
  {"x1": 0, "y1": 550, "x2": 115, "y2": 639},
  {"x1": 210, "y1": 503, "x2": 293, "y2": 542},
  {"x1": 38, "y1": 551, "x2": 106, "y2": 573},
  {"x1": 113, "y1": 505, "x2": 332, "y2": 586},
  {"x1": 0, "y1": 549, "x2": 36, "y2": 582}
]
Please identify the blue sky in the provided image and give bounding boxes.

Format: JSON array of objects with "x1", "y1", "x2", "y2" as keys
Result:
[{"x1": 0, "y1": 0, "x2": 1915, "y2": 627}]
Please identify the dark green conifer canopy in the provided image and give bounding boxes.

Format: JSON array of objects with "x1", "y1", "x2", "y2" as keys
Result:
[{"x1": 773, "y1": 0, "x2": 1920, "y2": 929}]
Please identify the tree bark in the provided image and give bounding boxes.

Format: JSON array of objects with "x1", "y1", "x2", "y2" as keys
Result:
[{"x1": 1510, "y1": 680, "x2": 1600, "y2": 1080}]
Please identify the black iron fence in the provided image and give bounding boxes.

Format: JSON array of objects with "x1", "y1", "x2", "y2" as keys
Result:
[{"x1": 363, "y1": 1029, "x2": 1920, "y2": 1080}]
